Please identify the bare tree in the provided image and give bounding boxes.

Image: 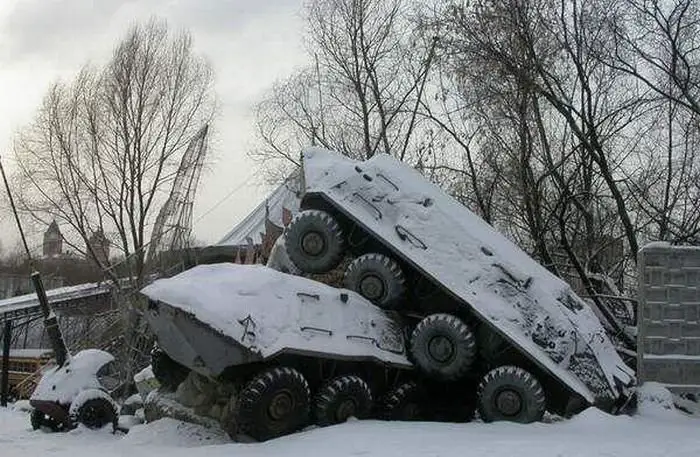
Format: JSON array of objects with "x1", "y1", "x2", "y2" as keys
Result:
[
  {"x1": 11, "y1": 18, "x2": 216, "y2": 378},
  {"x1": 249, "y1": 0, "x2": 437, "y2": 179},
  {"x1": 605, "y1": 0, "x2": 700, "y2": 244},
  {"x1": 608, "y1": 0, "x2": 700, "y2": 116}
]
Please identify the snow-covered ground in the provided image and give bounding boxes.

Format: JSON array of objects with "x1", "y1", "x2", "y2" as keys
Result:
[{"x1": 2, "y1": 387, "x2": 699, "y2": 457}]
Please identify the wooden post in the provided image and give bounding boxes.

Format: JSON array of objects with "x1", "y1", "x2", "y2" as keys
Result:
[{"x1": 1, "y1": 320, "x2": 11, "y2": 407}]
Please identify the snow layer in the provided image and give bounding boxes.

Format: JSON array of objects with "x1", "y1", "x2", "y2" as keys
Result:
[
  {"x1": 0, "y1": 282, "x2": 111, "y2": 316},
  {"x1": 134, "y1": 365, "x2": 154, "y2": 384},
  {"x1": 8, "y1": 348, "x2": 53, "y2": 358},
  {"x1": 140, "y1": 263, "x2": 411, "y2": 368},
  {"x1": 301, "y1": 147, "x2": 635, "y2": 405},
  {"x1": 3, "y1": 399, "x2": 700, "y2": 457},
  {"x1": 31, "y1": 349, "x2": 114, "y2": 404}
]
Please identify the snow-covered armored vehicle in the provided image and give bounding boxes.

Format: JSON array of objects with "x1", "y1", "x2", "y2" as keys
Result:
[
  {"x1": 282, "y1": 147, "x2": 636, "y2": 423},
  {"x1": 140, "y1": 263, "x2": 427, "y2": 442}
]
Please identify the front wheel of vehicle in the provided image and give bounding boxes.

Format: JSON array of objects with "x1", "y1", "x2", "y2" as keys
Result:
[{"x1": 284, "y1": 210, "x2": 345, "y2": 274}]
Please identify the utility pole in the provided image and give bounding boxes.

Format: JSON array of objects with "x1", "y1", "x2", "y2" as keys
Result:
[
  {"x1": 0, "y1": 155, "x2": 68, "y2": 368},
  {"x1": 1, "y1": 321, "x2": 11, "y2": 406}
]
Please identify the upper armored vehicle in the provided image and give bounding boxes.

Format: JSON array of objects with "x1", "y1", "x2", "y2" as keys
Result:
[
  {"x1": 282, "y1": 147, "x2": 636, "y2": 422},
  {"x1": 140, "y1": 263, "x2": 421, "y2": 441}
]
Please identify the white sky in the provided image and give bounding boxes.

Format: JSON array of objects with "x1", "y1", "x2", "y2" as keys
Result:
[{"x1": 0, "y1": 0, "x2": 308, "y2": 253}]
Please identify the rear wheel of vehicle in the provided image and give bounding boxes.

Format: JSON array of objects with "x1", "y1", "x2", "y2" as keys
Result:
[
  {"x1": 234, "y1": 367, "x2": 310, "y2": 441},
  {"x1": 343, "y1": 253, "x2": 406, "y2": 309},
  {"x1": 151, "y1": 346, "x2": 189, "y2": 391},
  {"x1": 477, "y1": 365, "x2": 546, "y2": 423},
  {"x1": 410, "y1": 313, "x2": 477, "y2": 381},
  {"x1": 71, "y1": 397, "x2": 118, "y2": 430},
  {"x1": 314, "y1": 375, "x2": 372, "y2": 426},
  {"x1": 30, "y1": 409, "x2": 63, "y2": 432},
  {"x1": 30, "y1": 409, "x2": 42, "y2": 430},
  {"x1": 285, "y1": 210, "x2": 345, "y2": 273},
  {"x1": 382, "y1": 381, "x2": 423, "y2": 421}
]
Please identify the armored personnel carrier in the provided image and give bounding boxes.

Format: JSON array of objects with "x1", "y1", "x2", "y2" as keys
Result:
[
  {"x1": 282, "y1": 147, "x2": 636, "y2": 423},
  {"x1": 140, "y1": 263, "x2": 424, "y2": 441}
]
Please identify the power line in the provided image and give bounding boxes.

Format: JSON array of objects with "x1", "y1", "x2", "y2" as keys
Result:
[
  {"x1": 192, "y1": 172, "x2": 258, "y2": 227},
  {"x1": 100, "y1": 169, "x2": 260, "y2": 276}
]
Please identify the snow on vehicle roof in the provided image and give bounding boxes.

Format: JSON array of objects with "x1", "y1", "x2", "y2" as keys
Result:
[
  {"x1": 300, "y1": 147, "x2": 635, "y2": 405},
  {"x1": 140, "y1": 263, "x2": 412, "y2": 368}
]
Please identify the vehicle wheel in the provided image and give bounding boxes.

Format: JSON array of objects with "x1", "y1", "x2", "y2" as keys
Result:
[
  {"x1": 69, "y1": 391, "x2": 118, "y2": 431},
  {"x1": 234, "y1": 367, "x2": 310, "y2": 441},
  {"x1": 30, "y1": 409, "x2": 42, "y2": 430},
  {"x1": 30, "y1": 409, "x2": 63, "y2": 431},
  {"x1": 477, "y1": 365, "x2": 546, "y2": 423},
  {"x1": 314, "y1": 375, "x2": 372, "y2": 426},
  {"x1": 343, "y1": 253, "x2": 406, "y2": 309},
  {"x1": 410, "y1": 313, "x2": 477, "y2": 381},
  {"x1": 285, "y1": 210, "x2": 345, "y2": 273},
  {"x1": 382, "y1": 381, "x2": 423, "y2": 421},
  {"x1": 151, "y1": 346, "x2": 189, "y2": 391}
]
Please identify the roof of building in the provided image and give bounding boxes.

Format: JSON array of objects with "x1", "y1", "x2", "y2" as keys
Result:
[
  {"x1": 0, "y1": 281, "x2": 112, "y2": 318},
  {"x1": 7, "y1": 348, "x2": 53, "y2": 358}
]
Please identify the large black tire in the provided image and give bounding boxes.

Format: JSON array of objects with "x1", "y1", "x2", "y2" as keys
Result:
[
  {"x1": 71, "y1": 398, "x2": 118, "y2": 430},
  {"x1": 314, "y1": 375, "x2": 373, "y2": 426},
  {"x1": 30, "y1": 409, "x2": 42, "y2": 431},
  {"x1": 476, "y1": 365, "x2": 546, "y2": 423},
  {"x1": 151, "y1": 347, "x2": 189, "y2": 391},
  {"x1": 382, "y1": 381, "x2": 424, "y2": 421},
  {"x1": 234, "y1": 367, "x2": 310, "y2": 441},
  {"x1": 410, "y1": 313, "x2": 477, "y2": 381},
  {"x1": 285, "y1": 210, "x2": 345, "y2": 273},
  {"x1": 30, "y1": 409, "x2": 63, "y2": 432},
  {"x1": 343, "y1": 253, "x2": 406, "y2": 309}
]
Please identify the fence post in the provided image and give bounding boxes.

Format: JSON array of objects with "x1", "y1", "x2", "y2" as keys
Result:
[{"x1": 1, "y1": 320, "x2": 12, "y2": 407}]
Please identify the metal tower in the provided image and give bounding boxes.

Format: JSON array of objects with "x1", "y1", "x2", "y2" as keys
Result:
[{"x1": 147, "y1": 124, "x2": 209, "y2": 267}]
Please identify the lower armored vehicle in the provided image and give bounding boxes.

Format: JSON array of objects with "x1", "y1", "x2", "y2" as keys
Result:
[
  {"x1": 282, "y1": 147, "x2": 636, "y2": 422},
  {"x1": 140, "y1": 263, "x2": 424, "y2": 441}
]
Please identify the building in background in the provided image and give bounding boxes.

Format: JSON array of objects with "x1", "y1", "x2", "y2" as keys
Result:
[{"x1": 42, "y1": 220, "x2": 63, "y2": 257}]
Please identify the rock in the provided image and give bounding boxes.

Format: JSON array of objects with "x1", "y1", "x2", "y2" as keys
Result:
[
  {"x1": 144, "y1": 389, "x2": 221, "y2": 430},
  {"x1": 121, "y1": 393, "x2": 144, "y2": 416}
]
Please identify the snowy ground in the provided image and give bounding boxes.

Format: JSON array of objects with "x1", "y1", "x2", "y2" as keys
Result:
[{"x1": 2, "y1": 391, "x2": 700, "y2": 457}]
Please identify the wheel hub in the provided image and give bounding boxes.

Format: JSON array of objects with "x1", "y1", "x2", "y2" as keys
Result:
[
  {"x1": 359, "y1": 274, "x2": 385, "y2": 300},
  {"x1": 335, "y1": 399, "x2": 357, "y2": 422},
  {"x1": 81, "y1": 405, "x2": 105, "y2": 428},
  {"x1": 268, "y1": 391, "x2": 294, "y2": 421},
  {"x1": 495, "y1": 389, "x2": 522, "y2": 416},
  {"x1": 301, "y1": 231, "x2": 325, "y2": 256},
  {"x1": 427, "y1": 335, "x2": 455, "y2": 363}
]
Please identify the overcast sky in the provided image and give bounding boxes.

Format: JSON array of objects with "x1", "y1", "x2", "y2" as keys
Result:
[{"x1": 0, "y1": 0, "x2": 307, "y2": 253}]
